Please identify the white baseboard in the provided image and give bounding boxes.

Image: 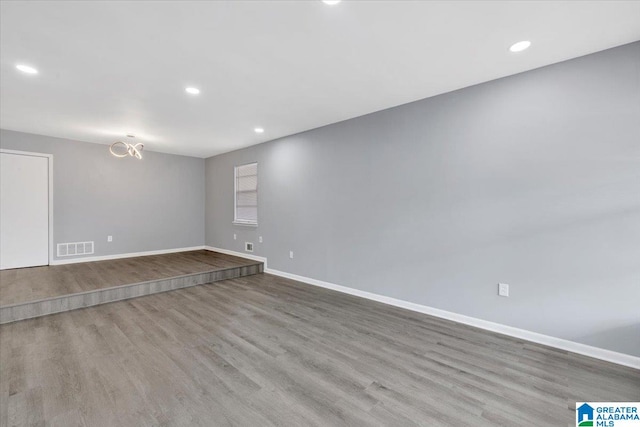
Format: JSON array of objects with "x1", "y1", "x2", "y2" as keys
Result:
[
  {"x1": 264, "y1": 267, "x2": 640, "y2": 370},
  {"x1": 58, "y1": 242, "x2": 638, "y2": 369},
  {"x1": 50, "y1": 245, "x2": 206, "y2": 265},
  {"x1": 204, "y1": 246, "x2": 268, "y2": 268}
]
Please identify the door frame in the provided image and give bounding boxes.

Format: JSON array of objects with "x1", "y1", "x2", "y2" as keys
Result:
[{"x1": 0, "y1": 149, "x2": 54, "y2": 265}]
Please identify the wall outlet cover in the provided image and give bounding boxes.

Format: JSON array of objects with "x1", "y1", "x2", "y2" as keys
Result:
[{"x1": 498, "y1": 283, "x2": 509, "y2": 297}]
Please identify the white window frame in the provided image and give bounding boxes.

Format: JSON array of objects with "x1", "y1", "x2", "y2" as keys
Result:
[{"x1": 233, "y1": 162, "x2": 258, "y2": 226}]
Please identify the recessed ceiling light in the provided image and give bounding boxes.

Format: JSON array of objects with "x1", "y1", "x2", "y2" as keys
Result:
[
  {"x1": 509, "y1": 40, "x2": 531, "y2": 53},
  {"x1": 254, "y1": 127, "x2": 264, "y2": 134},
  {"x1": 185, "y1": 87, "x2": 200, "y2": 95},
  {"x1": 16, "y1": 64, "x2": 38, "y2": 74},
  {"x1": 322, "y1": 0, "x2": 342, "y2": 5}
]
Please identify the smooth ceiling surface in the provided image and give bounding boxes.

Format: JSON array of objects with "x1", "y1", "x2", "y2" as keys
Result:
[{"x1": 1, "y1": 1, "x2": 639, "y2": 158}]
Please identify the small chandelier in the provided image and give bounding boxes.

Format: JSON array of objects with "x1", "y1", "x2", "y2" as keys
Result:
[{"x1": 109, "y1": 135, "x2": 144, "y2": 159}]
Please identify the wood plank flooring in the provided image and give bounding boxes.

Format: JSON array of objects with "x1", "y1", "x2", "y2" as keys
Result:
[
  {"x1": 1, "y1": 273, "x2": 638, "y2": 426},
  {"x1": 0, "y1": 250, "x2": 257, "y2": 306}
]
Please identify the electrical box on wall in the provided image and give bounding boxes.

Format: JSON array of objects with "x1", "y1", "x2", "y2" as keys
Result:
[{"x1": 498, "y1": 283, "x2": 510, "y2": 297}]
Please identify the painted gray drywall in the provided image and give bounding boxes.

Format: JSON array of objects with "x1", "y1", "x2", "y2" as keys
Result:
[
  {"x1": 1, "y1": 129, "x2": 205, "y2": 260},
  {"x1": 206, "y1": 42, "x2": 640, "y2": 357}
]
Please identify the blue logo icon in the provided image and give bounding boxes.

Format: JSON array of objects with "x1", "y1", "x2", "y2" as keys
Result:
[
  {"x1": 578, "y1": 403, "x2": 594, "y2": 426},
  {"x1": 576, "y1": 401, "x2": 640, "y2": 426}
]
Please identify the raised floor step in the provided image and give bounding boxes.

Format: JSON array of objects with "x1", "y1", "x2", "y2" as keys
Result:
[{"x1": 0, "y1": 250, "x2": 262, "y2": 324}]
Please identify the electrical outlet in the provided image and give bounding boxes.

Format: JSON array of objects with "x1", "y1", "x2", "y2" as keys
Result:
[
  {"x1": 498, "y1": 283, "x2": 509, "y2": 297},
  {"x1": 259, "y1": 236, "x2": 263, "y2": 243},
  {"x1": 107, "y1": 235, "x2": 113, "y2": 242},
  {"x1": 289, "y1": 251, "x2": 294, "y2": 259},
  {"x1": 233, "y1": 233, "x2": 237, "y2": 240}
]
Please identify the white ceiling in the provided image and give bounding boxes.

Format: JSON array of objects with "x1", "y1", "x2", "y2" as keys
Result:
[{"x1": 1, "y1": 1, "x2": 639, "y2": 158}]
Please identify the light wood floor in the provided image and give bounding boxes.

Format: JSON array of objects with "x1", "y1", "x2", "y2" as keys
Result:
[
  {"x1": 1, "y1": 273, "x2": 638, "y2": 426},
  {"x1": 0, "y1": 250, "x2": 257, "y2": 306}
]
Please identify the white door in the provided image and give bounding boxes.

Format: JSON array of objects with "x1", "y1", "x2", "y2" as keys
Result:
[{"x1": 0, "y1": 152, "x2": 50, "y2": 269}]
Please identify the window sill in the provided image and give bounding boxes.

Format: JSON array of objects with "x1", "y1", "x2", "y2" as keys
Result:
[{"x1": 233, "y1": 221, "x2": 258, "y2": 227}]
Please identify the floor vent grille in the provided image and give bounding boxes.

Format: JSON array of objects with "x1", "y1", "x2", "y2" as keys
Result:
[{"x1": 57, "y1": 241, "x2": 94, "y2": 257}]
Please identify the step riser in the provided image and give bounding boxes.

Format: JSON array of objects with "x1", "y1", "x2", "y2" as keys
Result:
[{"x1": 0, "y1": 264, "x2": 263, "y2": 324}]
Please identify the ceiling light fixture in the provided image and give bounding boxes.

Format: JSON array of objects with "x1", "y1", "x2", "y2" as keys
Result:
[
  {"x1": 109, "y1": 135, "x2": 144, "y2": 159},
  {"x1": 16, "y1": 64, "x2": 38, "y2": 74},
  {"x1": 509, "y1": 40, "x2": 531, "y2": 53},
  {"x1": 322, "y1": 0, "x2": 342, "y2": 4},
  {"x1": 185, "y1": 87, "x2": 200, "y2": 95},
  {"x1": 254, "y1": 127, "x2": 264, "y2": 134}
]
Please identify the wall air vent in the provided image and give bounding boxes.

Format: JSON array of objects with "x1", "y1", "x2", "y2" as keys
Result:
[
  {"x1": 245, "y1": 242, "x2": 254, "y2": 252},
  {"x1": 57, "y1": 241, "x2": 94, "y2": 257}
]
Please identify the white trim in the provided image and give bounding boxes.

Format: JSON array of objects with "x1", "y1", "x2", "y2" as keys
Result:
[
  {"x1": 0, "y1": 148, "x2": 52, "y2": 158},
  {"x1": 264, "y1": 267, "x2": 640, "y2": 370},
  {"x1": 204, "y1": 246, "x2": 267, "y2": 269},
  {"x1": 232, "y1": 221, "x2": 258, "y2": 227},
  {"x1": 0, "y1": 149, "x2": 54, "y2": 267},
  {"x1": 50, "y1": 246, "x2": 206, "y2": 265},
  {"x1": 48, "y1": 155, "x2": 54, "y2": 266}
]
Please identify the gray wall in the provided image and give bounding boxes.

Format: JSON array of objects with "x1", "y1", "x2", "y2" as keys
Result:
[
  {"x1": 1, "y1": 129, "x2": 205, "y2": 260},
  {"x1": 205, "y1": 42, "x2": 640, "y2": 356}
]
